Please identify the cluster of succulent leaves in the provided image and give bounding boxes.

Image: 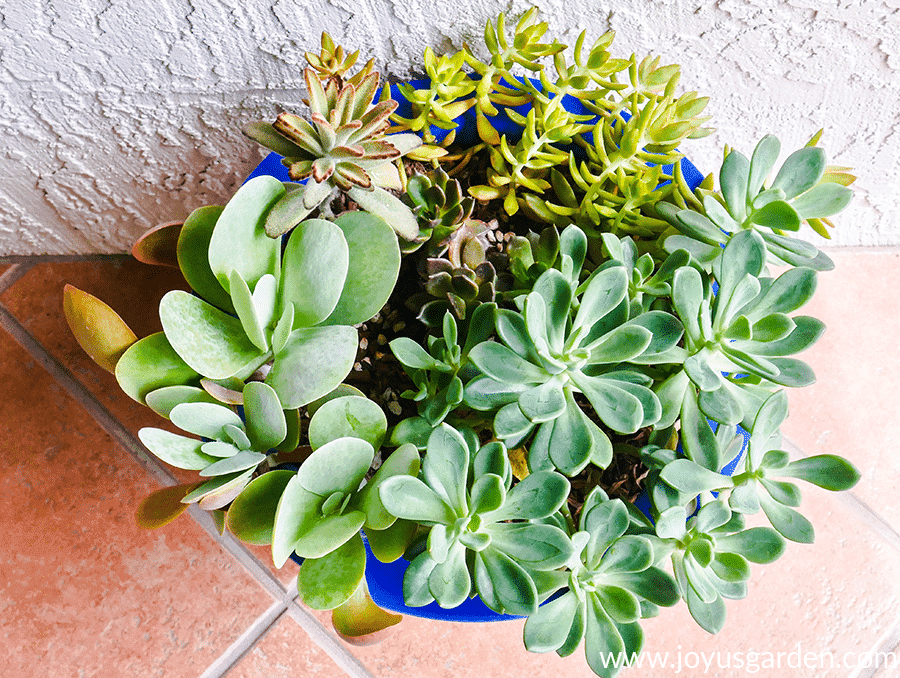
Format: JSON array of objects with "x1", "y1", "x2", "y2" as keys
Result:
[{"x1": 62, "y1": 8, "x2": 863, "y2": 675}]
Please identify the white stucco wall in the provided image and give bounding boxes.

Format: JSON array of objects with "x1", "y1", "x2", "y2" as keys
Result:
[{"x1": 1, "y1": 0, "x2": 897, "y2": 255}]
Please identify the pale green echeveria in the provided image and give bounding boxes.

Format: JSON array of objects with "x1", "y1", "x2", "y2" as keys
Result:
[
  {"x1": 137, "y1": 381, "x2": 288, "y2": 510},
  {"x1": 661, "y1": 135, "x2": 853, "y2": 271},
  {"x1": 389, "y1": 305, "x2": 496, "y2": 445},
  {"x1": 659, "y1": 390, "x2": 860, "y2": 545},
  {"x1": 464, "y1": 254, "x2": 683, "y2": 476},
  {"x1": 523, "y1": 489, "x2": 679, "y2": 678},
  {"x1": 653, "y1": 499, "x2": 784, "y2": 634},
  {"x1": 656, "y1": 229, "x2": 824, "y2": 432},
  {"x1": 243, "y1": 67, "x2": 422, "y2": 239},
  {"x1": 599, "y1": 233, "x2": 691, "y2": 315},
  {"x1": 119, "y1": 176, "x2": 400, "y2": 412},
  {"x1": 378, "y1": 424, "x2": 573, "y2": 615}
]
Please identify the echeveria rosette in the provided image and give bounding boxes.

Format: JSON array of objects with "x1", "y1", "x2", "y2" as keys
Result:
[
  {"x1": 464, "y1": 239, "x2": 683, "y2": 476},
  {"x1": 660, "y1": 135, "x2": 854, "y2": 271},
  {"x1": 652, "y1": 499, "x2": 785, "y2": 634},
  {"x1": 389, "y1": 306, "x2": 496, "y2": 441},
  {"x1": 378, "y1": 424, "x2": 573, "y2": 615},
  {"x1": 130, "y1": 176, "x2": 401, "y2": 413},
  {"x1": 523, "y1": 489, "x2": 680, "y2": 678},
  {"x1": 137, "y1": 381, "x2": 288, "y2": 510},
  {"x1": 244, "y1": 67, "x2": 423, "y2": 238},
  {"x1": 657, "y1": 229, "x2": 824, "y2": 432},
  {"x1": 654, "y1": 391, "x2": 860, "y2": 545}
]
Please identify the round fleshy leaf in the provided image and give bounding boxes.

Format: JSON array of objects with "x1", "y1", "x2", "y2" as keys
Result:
[
  {"x1": 266, "y1": 325, "x2": 358, "y2": 409},
  {"x1": 170, "y1": 401, "x2": 244, "y2": 440},
  {"x1": 308, "y1": 396, "x2": 387, "y2": 452},
  {"x1": 323, "y1": 211, "x2": 401, "y2": 325},
  {"x1": 298, "y1": 532, "x2": 367, "y2": 610},
  {"x1": 135, "y1": 483, "x2": 199, "y2": 529},
  {"x1": 63, "y1": 285, "x2": 138, "y2": 374},
  {"x1": 227, "y1": 470, "x2": 295, "y2": 545},
  {"x1": 159, "y1": 290, "x2": 264, "y2": 380},
  {"x1": 208, "y1": 175, "x2": 284, "y2": 293},
  {"x1": 296, "y1": 436, "x2": 374, "y2": 497},
  {"x1": 365, "y1": 519, "x2": 418, "y2": 563},
  {"x1": 272, "y1": 475, "x2": 323, "y2": 568},
  {"x1": 280, "y1": 219, "x2": 349, "y2": 327},
  {"x1": 115, "y1": 333, "x2": 199, "y2": 404},
  {"x1": 177, "y1": 205, "x2": 233, "y2": 312},
  {"x1": 138, "y1": 428, "x2": 217, "y2": 470},
  {"x1": 199, "y1": 450, "x2": 266, "y2": 477},
  {"x1": 182, "y1": 469, "x2": 255, "y2": 510},
  {"x1": 357, "y1": 443, "x2": 421, "y2": 530},
  {"x1": 145, "y1": 385, "x2": 219, "y2": 419}
]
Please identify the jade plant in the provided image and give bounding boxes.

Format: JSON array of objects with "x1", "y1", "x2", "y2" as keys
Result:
[{"x1": 65, "y1": 7, "x2": 860, "y2": 674}]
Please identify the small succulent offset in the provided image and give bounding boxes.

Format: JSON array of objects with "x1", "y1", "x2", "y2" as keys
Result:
[{"x1": 63, "y1": 7, "x2": 862, "y2": 673}]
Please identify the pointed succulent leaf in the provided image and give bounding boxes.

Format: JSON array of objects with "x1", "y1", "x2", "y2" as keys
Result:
[
  {"x1": 720, "y1": 150, "x2": 751, "y2": 222},
  {"x1": 545, "y1": 393, "x2": 595, "y2": 475},
  {"x1": 486, "y1": 523, "x2": 574, "y2": 571},
  {"x1": 791, "y1": 182, "x2": 853, "y2": 219},
  {"x1": 486, "y1": 470, "x2": 569, "y2": 522},
  {"x1": 63, "y1": 285, "x2": 138, "y2": 374},
  {"x1": 378, "y1": 475, "x2": 457, "y2": 525},
  {"x1": 660, "y1": 459, "x2": 732, "y2": 494},
  {"x1": 263, "y1": 182, "x2": 325, "y2": 238},
  {"x1": 145, "y1": 385, "x2": 219, "y2": 419},
  {"x1": 229, "y1": 270, "x2": 268, "y2": 351},
  {"x1": 475, "y1": 548, "x2": 538, "y2": 616},
  {"x1": 715, "y1": 527, "x2": 785, "y2": 563},
  {"x1": 759, "y1": 494, "x2": 815, "y2": 543},
  {"x1": 524, "y1": 591, "x2": 580, "y2": 653},
  {"x1": 771, "y1": 146, "x2": 826, "y2": 200},
  {"x1": 422, "y1": 425, "x2": 470, "y2": 514},
  {"x1": 779, "y1": 455, "x2": 860, "y2": 491},
  {"x1": 748, "y1": 135, "x2": 780, "y2": 197},
  {"x1": 347, "y1": 186, "x2": 419, "y2": 240}
]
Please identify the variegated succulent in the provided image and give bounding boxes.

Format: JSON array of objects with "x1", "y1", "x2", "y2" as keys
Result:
[{"x1": 244, "y1": 67, "x2": 422, "y2": 238}]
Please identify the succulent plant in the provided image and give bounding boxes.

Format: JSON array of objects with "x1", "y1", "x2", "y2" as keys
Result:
[
  {"x1": 244, "y1": 67, "x2": 422, "y2": 239},
  {"x1": 62, "y1": 10, "x2": 865, "y2": 675},
  {"x1": 659, "y1": 134, "x2": 854, "y2": 271},
  {"x1": 378, "y1": 424, "x2": 573, "y2": 615},
  {"x1": 464, "y1": 226, "x2": 683, "y2": 476},
  {"x1": 401, "y1": 168, "x2": 475, "y2": 254},
  {"x1": 408, "y1": 218, "x2": 499, "y2": 327},
  {"x1": 523, "y1": 488, "x2": 680, "y2": 678}
]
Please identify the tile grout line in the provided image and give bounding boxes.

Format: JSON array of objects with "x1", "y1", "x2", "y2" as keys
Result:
[
  {"x1": 0, "y1": 297, "x2": 372, "y2": 678},
  {"x1": 782, "y1": 436, "x2": 900, "y2": 555},
  {"x1": 847, "y1": 619, "x2": 900, "y2": 678},
  {"x1": 199, "y1": 601, "x2": 291, "y2": 678},
  {"x1": 0, "y1": 303, "x2": 177, "y2": 488},
  {"x1": 0, "y1": 263, "x2": 35, "y2": 295}
]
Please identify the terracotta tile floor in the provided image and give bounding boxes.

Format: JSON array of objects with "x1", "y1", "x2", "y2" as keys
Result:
[{"x1": 1, "y1": 250, "x2": 898, "y2": 678}]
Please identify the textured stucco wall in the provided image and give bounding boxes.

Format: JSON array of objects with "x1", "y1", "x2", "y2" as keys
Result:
[{"x1": 1, "y1": 0, "x2": 898, "y2": 255}]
